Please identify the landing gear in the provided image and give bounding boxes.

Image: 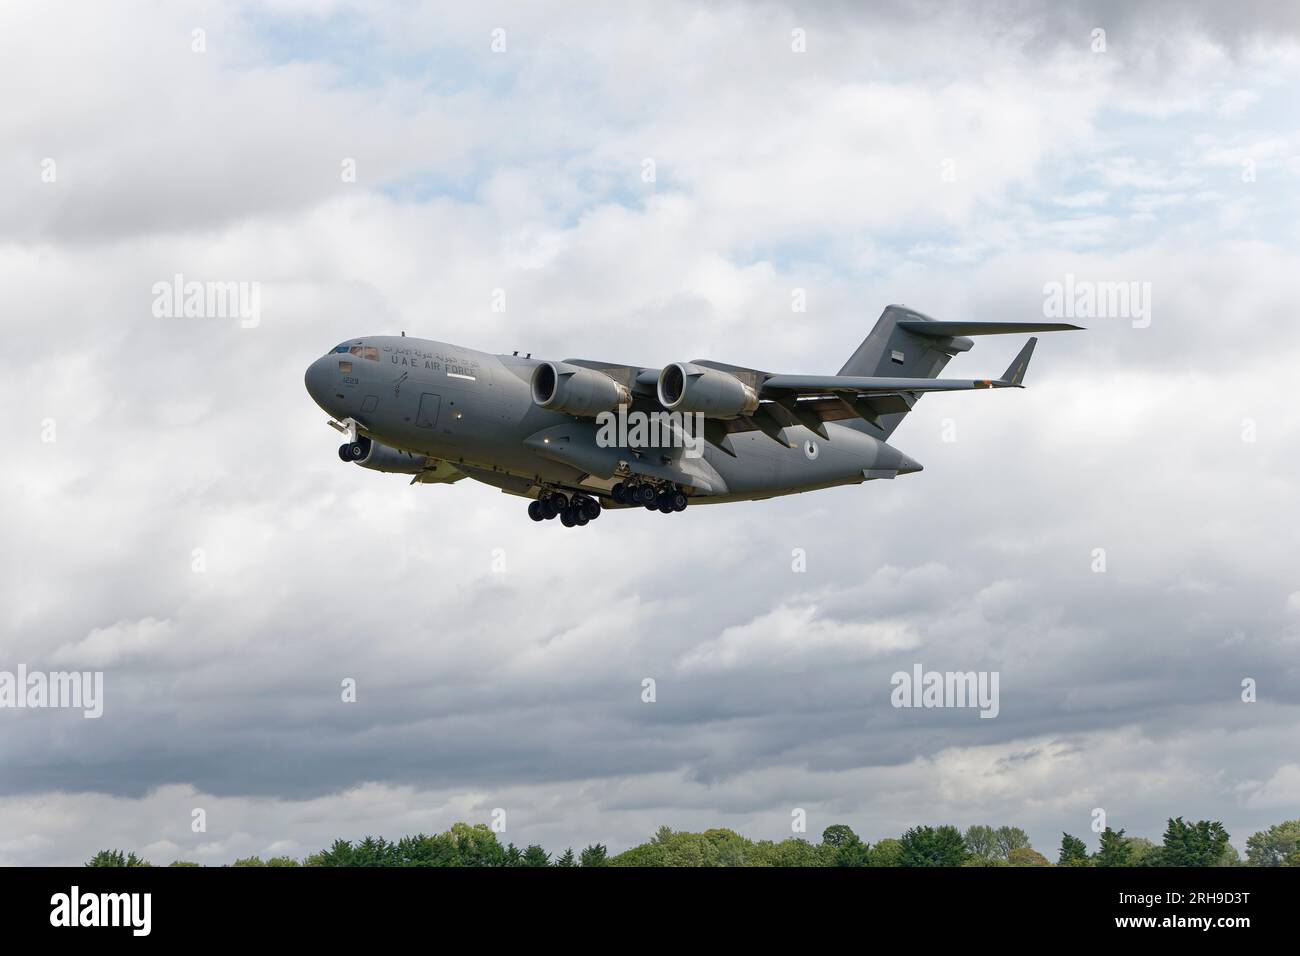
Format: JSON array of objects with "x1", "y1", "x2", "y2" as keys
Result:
[
  {"x1": 529, "y1": 484, "x2": 686, "y2": 524},
  {"x1": 531, "y1": 491, "x2": 602, "y2": 527},
  {"x1": 338, "y1": 440, "x2": 368, "y2": 462},
  {"x1": 612, "y1": 480, "x2": 690, "y2": 514}
]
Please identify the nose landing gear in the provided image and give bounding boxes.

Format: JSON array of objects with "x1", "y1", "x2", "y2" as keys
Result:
[{"x1": 338, "y1": 437, "x2": 370, "y2": 462}]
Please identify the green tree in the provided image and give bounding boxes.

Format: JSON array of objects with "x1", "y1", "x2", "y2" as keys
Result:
[
  {"x1": 232, "y1": 856, "x2": 264, "y2": 867},
  {"x1": 609, "y1": 827, "x2": 758, "y2": 866},
  {"x1": 964, "y1": 825, "x2": 998, "y2": 860},
  {"x1": 555, "y1": 848, "x2": 576, "y2": 867},
  {"x1": 821, "y1": 825, "x2": 859, "y2": 849},
  {"x1": 996, "y1": 826, "x2": 1032, "y2": 858},
  {"x1": 521, "y1": 844, "x2": 551, "y2": 867},
  {"x1": 833, "y1": 838, "x2": 872, "y2": 867},
  {"x1": 86, "y1": 850, "x2": 150, "y2": 867},
  {"x1": 1007, "y1": 847, "x2": 1051, "y2": 867},
  {"x1": 446, "y1": 822, "x2": 507, "y2": 867},
  {"x1": 900, "y1": 826, "x2": 969, "y2": 866},
  {"x1": 750, "y1": 838, "x2": 823, "y2": 867},
  {"x1": 579, "y1": 843, "x2": 608, "y2": 867},
  {"x1": 394, "y1": 833, "x2": 459, "y2": 866},
  {"x1": 1095, "y1": 827, "x2": 1131, "y2": 867},
  {"x1": 352, "y1": 835, "x2": 395, "y2": 866},
  {"x1": 819, "y1": 824, "x2": 870, "y2": 867},
  {"x1": 1058, "y1": 832, "x2": 1089, "y2": 866},
  {"x1": 1161, "y1": 818, "x2": 1229, "y2": 867},
  {"x1": 608, "y1": 843, "x2": 665, "y2": 866},
  {"x1": 1245, "y1": 820, "x2": 1300, "y2": 866},
  {"x1": 1124, "y1": 837, "x2": 1160, "y2": 867},
  {"x1": 869, "y1": 838, "x2": 904, "y2": 867},
  {"x1": 310, "y1": 838, "x2": 356, "y2": 867}
]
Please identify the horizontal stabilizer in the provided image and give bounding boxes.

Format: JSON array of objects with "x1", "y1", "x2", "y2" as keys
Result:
[{"x1": 897, "y1": 320, "x2": 1083, "y2": 337}]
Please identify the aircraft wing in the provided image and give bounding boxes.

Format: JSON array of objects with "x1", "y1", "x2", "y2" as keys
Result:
[
  {"x1": 706, "y1": 339, "x2": 1040, "y2": 446},
  {"x1": 554, "y1": 339, "x2": 1041, "y2": 453}
]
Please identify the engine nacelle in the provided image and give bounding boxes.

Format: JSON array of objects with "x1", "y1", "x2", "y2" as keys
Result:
[
  {"x1": 657, "y1": 363, "x2": 759, "y2": 418},
  {"x1": 349, "y1": 436, "x2": 430, "y2": 475},
  {"x1": 531, "y1": 361, "x2": 630, "y2": 416}
]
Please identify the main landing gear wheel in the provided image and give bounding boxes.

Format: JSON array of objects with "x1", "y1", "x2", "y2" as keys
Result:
[
  {"x1": 528, "y1": 500, "x2": 544, "y2": 522},
  {"x1": 580, "y1": 497, "x2": 601, "y2": 521},
  {"x1": 560, "y1": 508, "x2": 577, "y2": 527},
  {"x1": 612, "y1": 482, "x2": 627, "y2": 504},
  {"x1": 670, "y1": 491, "x2": 688, "y2": 512}
]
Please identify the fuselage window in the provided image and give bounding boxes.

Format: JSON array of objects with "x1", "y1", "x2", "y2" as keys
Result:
[{"x1": 339, "y1": 361, "x2": 353, "y2": 373}]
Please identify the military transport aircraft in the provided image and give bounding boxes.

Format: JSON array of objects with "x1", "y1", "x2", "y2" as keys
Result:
[{"x1": 304, "y1": 305, "x2": 1080, "y2": 527}]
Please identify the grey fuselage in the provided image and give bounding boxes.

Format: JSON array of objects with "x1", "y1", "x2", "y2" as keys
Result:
[{"x1": 304, "y1": 335, "x2": 921, "y2": 503}]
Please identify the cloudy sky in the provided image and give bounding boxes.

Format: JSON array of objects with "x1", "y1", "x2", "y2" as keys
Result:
[{"x1": 3, "y1": 0, "x2": 1299, "y2": 865}]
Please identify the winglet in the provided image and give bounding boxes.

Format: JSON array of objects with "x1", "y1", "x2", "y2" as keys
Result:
[{"x1": 1000, "y1": 337, "x2": 1036, "y2": 387}]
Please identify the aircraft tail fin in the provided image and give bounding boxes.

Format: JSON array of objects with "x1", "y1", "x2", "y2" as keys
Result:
[
  {"x1": 837, "y1": 306, "x2": 1076, "y2": 437},
  {"x1": 838, "y1": 306, "x2": 964, "y2": 379},
  {"x1": 835, "y1": 306, "x2": 967, "y2": 437}
]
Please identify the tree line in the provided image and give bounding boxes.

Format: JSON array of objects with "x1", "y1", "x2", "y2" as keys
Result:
[{"x1": 86, "y1": 817, "x2": 1300, "y2": 867}]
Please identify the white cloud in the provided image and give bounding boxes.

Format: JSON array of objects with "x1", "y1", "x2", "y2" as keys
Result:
[
  {"x1": 51, "y1": 618, "x2": 176, "y2": 668},
  {"x1": 677, "y1": 604, "x2": 919, "y2": 674},
  {"x1": 1243, "y1": 764, "x2": 1300, "y2": 809}
]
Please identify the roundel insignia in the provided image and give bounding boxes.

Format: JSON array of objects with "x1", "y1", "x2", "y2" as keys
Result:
[{"x1": 803, "y1": 439, "x2": 819, "y2": 460}]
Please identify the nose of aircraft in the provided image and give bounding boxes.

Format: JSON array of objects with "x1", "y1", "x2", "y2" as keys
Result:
[{"x1": 304, "y1": 355, "x2": 333, "y2": 410}]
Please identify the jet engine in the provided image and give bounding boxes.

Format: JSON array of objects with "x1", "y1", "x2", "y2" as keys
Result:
[
  {"x1": 531, "y1": 361, "x2": 630, "y2": 416},
  {"x1": 657, "y1": 363, "x2": 759, "y2": 418},
  {"x1": 338, "y1": 436, "x2": 430, "y2": 474}
]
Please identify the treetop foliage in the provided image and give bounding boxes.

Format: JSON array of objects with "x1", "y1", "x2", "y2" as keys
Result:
[{"x1": 85, "y1": 815, "x2": 1290, "y2": 867}]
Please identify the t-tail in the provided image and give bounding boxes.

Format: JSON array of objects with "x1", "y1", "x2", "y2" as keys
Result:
[{"x1": 836, "y1": 305, "x2": 1082, "y2": 438}]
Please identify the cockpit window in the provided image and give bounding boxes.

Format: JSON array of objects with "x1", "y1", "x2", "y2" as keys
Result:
[
  {"x1": 349, "y1": 345, "x2": 379, "y2": 361},
  {"x1": 332, "y1": 345, "x2": 350, "y2": 353}
]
